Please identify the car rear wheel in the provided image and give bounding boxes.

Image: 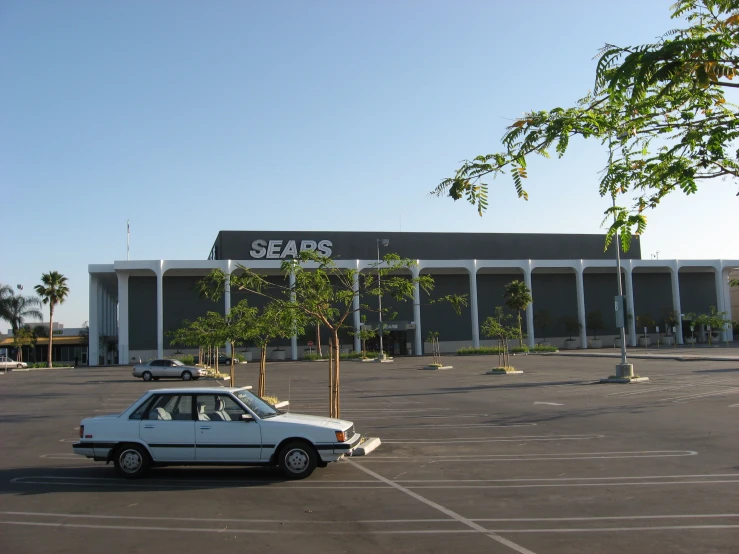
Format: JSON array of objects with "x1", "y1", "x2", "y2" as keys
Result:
[
  {"x1": 278, "y1": 440, "x2": 317, "y2": 480},
  {"x1": 113, "y1": 444, "x2": 150, "y2": 479},
  {"x1": 181, "y1": 371, "x2": 192, "y2": 381},
  {"x1": 142, "y1": 371, "x2": 153, "y2": 381}
]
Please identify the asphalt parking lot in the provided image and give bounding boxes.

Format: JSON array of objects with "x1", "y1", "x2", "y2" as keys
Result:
[{"x1": 1, "y1": 353, "x2": 738, "y2": 553}]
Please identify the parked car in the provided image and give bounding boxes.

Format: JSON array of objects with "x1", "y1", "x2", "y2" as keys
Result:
[
  {"x1": 72, "y1": 386, "x2": 381, "y2": 479},
  {"x1": 132, "y1": 359, "x2": 207, "y2": 381},
  {"x1": 193, "y1": 354, "x2": 234, "y2": 366},
  {"x1": 0, "y1": 356, "x2": 27, "y2": 370}
]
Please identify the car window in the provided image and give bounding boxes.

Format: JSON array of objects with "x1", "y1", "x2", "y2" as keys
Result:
[
  {"x1": 196, "y1": 395, "x2": 246, "y2": 422},
  {"x1": 143, "y1": 394, "x2": 193, "y2": 420},
  {"x1": 172, "y1": 360, "x2": 184, "y2": 366},
  {"x1": 150, "y1": 360, "x2": 163, "y2": 367}
]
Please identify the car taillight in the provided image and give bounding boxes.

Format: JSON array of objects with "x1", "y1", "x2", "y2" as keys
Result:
[{"x1": 79, "y1": 425, "x2": 84, "y2": 438}]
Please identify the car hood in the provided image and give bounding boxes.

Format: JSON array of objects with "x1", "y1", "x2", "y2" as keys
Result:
[{"x1": 267, "y1": 412, "x2": 351, "y2": 430}]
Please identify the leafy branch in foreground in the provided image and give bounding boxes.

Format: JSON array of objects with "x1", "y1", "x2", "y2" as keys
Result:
[{"x1": 432, "y1": 0, "x2": 739, "y2": 250}]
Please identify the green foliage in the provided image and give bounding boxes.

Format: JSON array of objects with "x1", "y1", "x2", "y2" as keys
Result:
[
  {"x1": 562, "y1": 315, "x2": 582, "y2": 340},
  {"x1": 503, "y1": 280, "x2": 532, "y2": 346},
  {"x1": 26, "y1": 362, "x2": 69, "y2": 368},
  {"x1": 685, "y1": 305, "x2": 735, "y2": 344},
  {"x1": 432, "y1": 0, "x2": 739, "y2": 248},
  {"x1": 457, "y1": 345, "x2": 558, "y2": 355},
  {"x1": 586, "y1": 310, "x2": 605, "y2": 339},
  {"x1": 0, "y1": 287, "x2": 43, "y2": 333},
  {"x1": 35, "y1": 271, "x2": 69, "y2": 369},
  {"x1": 730, "y1": 278, "x2": 739, "y2": 287}
]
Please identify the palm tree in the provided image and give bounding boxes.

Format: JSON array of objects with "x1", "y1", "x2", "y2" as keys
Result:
[
  {"x1": 503, "y1": 280, "x2": 532, "y2": 347},
  {"x1": 35, "y1": 271, "x2": 70, "y2": 368},
  {"x1": 0, "y1": 283, "x2": 15, "y2": 327},
  {"x1": 4, "y1": 294, "x2": 43, "y2": 334}
]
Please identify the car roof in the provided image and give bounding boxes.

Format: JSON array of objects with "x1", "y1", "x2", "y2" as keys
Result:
[{"x1": 143, "y1": 386, "x2": 253, "y2": 395}]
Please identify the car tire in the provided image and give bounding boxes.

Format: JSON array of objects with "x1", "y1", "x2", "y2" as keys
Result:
[
  {"x1": 142, "y1": 371, "x2": 153, "y2": 382},
  {"x1": 278, "y1": 440, "x2": 317, "y2": 480},
  {"x1": 113, "y1": 444, "x2": 150, "y2": 479},
  {"x1": 192, "y1": 377, "x2": 200, "y2": 380},
  {"x1": 181, "y1": 371, "x2": 192, "y2": 381},
  {"x1": 17, "y1": 364, "x2": 23, "y2": 369},
  {"x1": 153, "y1": 377, "x2": 160, "y2": 381}
]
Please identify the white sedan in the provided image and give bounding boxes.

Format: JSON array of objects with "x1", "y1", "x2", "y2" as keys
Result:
[
  {"x1": 73, "y1": 386, "x2": 381, "y2": 479},
  {"x1": 0, "y1": 356, "x2": 27, "y2": 370}
]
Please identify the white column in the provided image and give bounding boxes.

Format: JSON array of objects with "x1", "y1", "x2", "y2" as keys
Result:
[
  {"x1": 413, "y1": 267, "x2": 422, "y2": 356},
  {"x1": 524, "y1": 264, "x2": 535, "y2": 348},
  {"x1": 575, "y1": 266, "x2": 587, "y2": 348},
  {"x1": 715, "y1": 265, "x2": 727, "y2": 342},
  {"x1": 89, "y1": 274, "x2": 99, "y2": 366},
  {"x1": 117, "y1": 273, "x2": 129, "y2": 365},
  {"x1": 352, "y1": 271, "x2": 361, "y2": 353},
  {"x1": 469, "y1": 263, "x2": 480, "y2": 348},
  {"x1": 624, "y1": 265, "x2": 636, "y2": 347},
  {"x1": 98, "y1": 284, "x2": 106, "y2": 364},
  {"x1": 289, "y1": 271, "x2": 298, "y2": 360},
  {"x1": 156, "y1": 264, "x2": 164, "y2": 359},
  {"x1": 722, "y1": 266, "x2": 734, "y2": 342},
  {"x1": 224, "y1": 273, "x2": 232, "y2": 355},
  {"x1": 670, "y1": 263, "x2": 684, "y2": 345}
]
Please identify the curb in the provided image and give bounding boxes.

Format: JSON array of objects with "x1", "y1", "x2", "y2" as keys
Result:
[{"x1": 554, "y1": 352, "x2": 739, "y2": 362}]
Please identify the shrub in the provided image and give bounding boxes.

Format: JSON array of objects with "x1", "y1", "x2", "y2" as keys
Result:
[
  {"x1": 303, "y1": 351, "x2": 379, "y2": 360},
  {"x1": 176, "y1": 354, "x2": 196, "y2": 365},
  {"x1": 26, "y1": 362, "x2": 69, "y2": 368}
]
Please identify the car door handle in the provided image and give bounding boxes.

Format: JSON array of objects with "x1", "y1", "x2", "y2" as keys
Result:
[
  {"x1": 144, "y1": 424, "x2": 154, "y2": 428},
  {"x1": 199, "y1": 426, "x2": 211, "y2": 429}
]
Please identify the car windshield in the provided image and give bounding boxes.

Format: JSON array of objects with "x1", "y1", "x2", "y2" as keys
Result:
[{"x1": 234, "y1": 389, "x2": 279, "y2": 419}]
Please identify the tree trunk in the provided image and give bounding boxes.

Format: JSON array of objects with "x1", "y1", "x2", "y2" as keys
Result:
[
  {"x1": 259, "y1": 346, "x2": 267, "y2": 397},
  {"x1": 47, "y1": 305, "x2": 54, "y2": 368},
  {"x1": 517, "y1": 311, "x2": 523, "y2": 348},
  {"x1": 328, "y1": 337, "x2": 334, "y2": 417},
  {"x1": 230, "y1": 340, "x2": 236, "y2": 387},
  {"x1": 332, "y1": 331, "x2": 341, "y2": 418},
  {"x1": 317, "y1": 324, "x2": 322, "y2": 357},
  {"x1": 215, "y1": 346, "x2": 219, "y2": 374}
]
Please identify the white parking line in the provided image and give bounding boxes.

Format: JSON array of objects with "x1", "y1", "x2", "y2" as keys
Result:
[
  {"x1": 366, "y1": 423, "x2": 538, "y2": 430},
  {"x1": 349, "y1": 461, "x2": 537, "y2": 554},
  {"x1": 663, "y1": 388, "x2": 739, "y2": 402},
  {"x1": 360, "y1": 450, "x2": 697, "y2": 463},
  {"x1": 381, "y1": 434, "x2": 603, "y2": 444}
]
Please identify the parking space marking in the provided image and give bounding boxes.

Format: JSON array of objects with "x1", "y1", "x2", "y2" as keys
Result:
[
  {"x1": 382, "y1": 434, "x2": 603, "y2": 444},
  {"x1": 39, "y1": 454, "x2": 80, "y2": 460},
  {"x1": 360, "y1": 450, "x2": 698, "y2": 463},
  {"x1": 482, "y1": 524, "x2": 739, "y2": 534},
  {"x1": 367, "y1": 423, "x2": 538, "y2": 430},
  {"x1": 664, "y1": 388, "x2": 739, "y2": 403},
  {"x1": 472, "y1": 514, "x2": 739, "y2": 522},
  {"x1": 349, "y1": 460, "x2": 537, "y2": 554},
  {"x1": 394, "y1": 473, "x2": 739, "y2": 483}
]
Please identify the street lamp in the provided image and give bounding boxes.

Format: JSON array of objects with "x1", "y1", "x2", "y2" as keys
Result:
[{"x1": 377, "y1": 238, "x2": 389, "y2": 359}]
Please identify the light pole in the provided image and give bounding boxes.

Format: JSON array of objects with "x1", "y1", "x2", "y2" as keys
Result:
[
  {"x1": 613, "y1": 194, "x2": 628, "y2": 368},
  {"x1": 377, "y1": 238, "x2": 389, "y2": 359}
]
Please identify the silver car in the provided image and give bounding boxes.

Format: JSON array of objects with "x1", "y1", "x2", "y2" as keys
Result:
[
  {"x1": 0, "y1": 356, "x2": 27, "y2": 370},
  {"x1": 132, "y1": 359, "x2": 207, "y2": 382}
]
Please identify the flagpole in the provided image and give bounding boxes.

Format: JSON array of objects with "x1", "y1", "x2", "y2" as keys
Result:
[{"x1": 127, "y1": 220, "x2": 130, "y2": 261}]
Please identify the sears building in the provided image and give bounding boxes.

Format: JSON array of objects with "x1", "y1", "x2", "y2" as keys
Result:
[{"x1": 87, "y1": 231, "x2": 738, "y2": 365}]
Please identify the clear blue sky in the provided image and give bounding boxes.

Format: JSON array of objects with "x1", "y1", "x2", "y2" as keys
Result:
[{"x1": 1, "y1": 0, "x2": 737, "y2": 329}]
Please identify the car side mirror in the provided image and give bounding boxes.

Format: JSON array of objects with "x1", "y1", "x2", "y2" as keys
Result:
[{"x1": 240, "y1": 413, "x2": 254, "y2": 422}]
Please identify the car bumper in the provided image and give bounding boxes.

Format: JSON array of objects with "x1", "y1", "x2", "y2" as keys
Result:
[
  {"x1": 317, "y1": 435, "x2": 381, "y2": 462},
  {"x1": 73, "y1": 442, "x2": 114, "y2": 461}
]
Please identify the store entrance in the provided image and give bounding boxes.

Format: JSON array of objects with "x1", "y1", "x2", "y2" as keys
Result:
[{"x1": 386, "y1": 330, "x2": 412, "y2": 356}]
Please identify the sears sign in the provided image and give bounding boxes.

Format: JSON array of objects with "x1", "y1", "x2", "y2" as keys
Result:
[{"x1": 249, "y1": 239, "x2": 333, "y2": 259}]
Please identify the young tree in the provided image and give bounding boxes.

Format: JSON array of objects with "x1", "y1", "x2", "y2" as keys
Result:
[
  {"x1": 481, "y1": 307, "x2": 517, "y2": 369},
  {"x1": 503, "y1": 280, "x2": 532, "y2": 347},
  {"x1": 586, "y1": 310, "x2": 605, "y2": 340},
  {"x1": 198, "y1": 251, "x2": 465, "y2": 418},
  {"x1": 433, "y1": 0, "x2": 739, "y2": 250},
  {"x1": 250, "y1": 301, "x2": 302, "y2": 397},
  {"x1": 348, "y1": 315, "x2": 376, "y2": 359},
  {"x1": 533, "y1": 310, "x2": 550, "y2": 342},
  {"x1": 34, "y1": 271, "x2": 69, "y2": 368}
]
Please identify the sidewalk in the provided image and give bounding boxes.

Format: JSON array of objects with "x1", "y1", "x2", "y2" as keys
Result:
[{"x1": 555, "y1": 343, "x2": 739, "y2": 362}]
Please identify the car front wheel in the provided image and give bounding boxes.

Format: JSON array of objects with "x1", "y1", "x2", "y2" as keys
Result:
[
  {"x1": 278, "y1": 440, "x2": 317, "y2": 480},
  {"x1": 181, "y1": 371, "x2": 192, "y2": 381},
  {"x1": 113, "y1": 444, "x2": 150, "y2": 479},
  {"x1": 142, "y1": 371, "x2": 153, "y2": 381}
]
